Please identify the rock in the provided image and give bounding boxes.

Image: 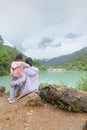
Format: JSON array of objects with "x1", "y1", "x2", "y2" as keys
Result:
[
  {"x1": 39, "y1": 84, "x2": 87, "y2": 112},
  {"x1": 0, "y1": 86, "x2": 5, "y2": 96},
  {"x1": 82, "y1": 121, "x2": 87, "y2": 130},
  {"x1": 0, "y1": 86, "x2": 5, "y2": 93},
  {"x1": 19, "y1": 92, "x2": 43, "y2": 107}
]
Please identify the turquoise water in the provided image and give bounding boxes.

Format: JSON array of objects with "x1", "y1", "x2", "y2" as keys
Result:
[
  {"x1": 0, "y1": 76, "x2": 12, "y2": 92},
  {"x1": 39, "y1": 71, "x2": 87, "y2": 87},
  {"x1": 0, "y1": 71, "x2": 87, "y2": 92}
]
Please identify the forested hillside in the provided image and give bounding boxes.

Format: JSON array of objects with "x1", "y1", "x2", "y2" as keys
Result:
[
  {"x1": 59, "y1": 49, "x2": 87, "y2": 70},
  {"x1": 41, "y1": 47, "x2": 87, "y2": 70},
  {"x1": 0, "y1": 35, "x2": 20, "y2": 75}
]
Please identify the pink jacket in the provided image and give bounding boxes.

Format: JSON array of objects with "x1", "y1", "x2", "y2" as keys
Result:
[{"x1": 10, "y1": 61, "x2": 29, "y2": 78}]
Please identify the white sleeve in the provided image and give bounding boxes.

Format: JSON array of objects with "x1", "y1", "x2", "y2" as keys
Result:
[{"x1": 11, "y1": 72, "x2": 27, "y2": 86}]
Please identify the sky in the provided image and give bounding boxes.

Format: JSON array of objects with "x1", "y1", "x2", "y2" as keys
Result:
[{"x1": 0, "y1": 0, "x2": 87, "y2": 59}]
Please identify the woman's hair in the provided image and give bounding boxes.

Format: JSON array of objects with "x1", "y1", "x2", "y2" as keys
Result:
[
  {"x1": 25, "y1": 57, "x2": 33, "y2": 66},
  {"x1": 15, "y1": 53, "x2": 23, "y2": 61}
]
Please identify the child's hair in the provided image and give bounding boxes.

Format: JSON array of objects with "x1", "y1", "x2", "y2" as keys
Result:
[{"x1": 15, "y1": 53, "x2": 23, "y2": 61}]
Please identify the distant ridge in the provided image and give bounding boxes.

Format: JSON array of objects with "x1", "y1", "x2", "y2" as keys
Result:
[{"x1": 41, "y1": 47, "x2": 87, "y2": 66}]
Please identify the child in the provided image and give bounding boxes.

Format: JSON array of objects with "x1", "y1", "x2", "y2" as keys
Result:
[{"x1": 9, "y1": 53, "x2": 29, "y2": 103}]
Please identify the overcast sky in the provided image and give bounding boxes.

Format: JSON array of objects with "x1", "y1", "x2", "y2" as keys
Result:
[{"x1": 0, "y1": 0, "x2": 87, "y2": 59}]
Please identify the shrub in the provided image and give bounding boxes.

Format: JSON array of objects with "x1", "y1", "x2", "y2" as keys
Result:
[{"x1": 76, "y1": 77, "x2": 87, "y2": 91}]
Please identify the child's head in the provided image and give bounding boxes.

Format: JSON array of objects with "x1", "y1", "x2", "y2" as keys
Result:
[
  {"x1": 15, "y1": 53, "x2": 23, "y2": 61},
  {"x1": 25, "y1": 57, "x2": 33, "y2": 66}
]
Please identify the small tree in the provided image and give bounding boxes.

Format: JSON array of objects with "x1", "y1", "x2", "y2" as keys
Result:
[{"x1": 33, "y1": 59, "x2": 41, "y2": 67}]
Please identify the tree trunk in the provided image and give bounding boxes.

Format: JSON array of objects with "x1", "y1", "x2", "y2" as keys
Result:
[{"x1": 39, "y1": 84, "x2": 87, "y2": 112}]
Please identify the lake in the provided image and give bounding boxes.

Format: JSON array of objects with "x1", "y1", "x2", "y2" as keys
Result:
[{"x1": 0, "y1": 71, "x2": 87, "y2": 92}]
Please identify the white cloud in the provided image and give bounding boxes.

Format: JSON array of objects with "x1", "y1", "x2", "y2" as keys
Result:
[{"x1": 0, "y1": 0, "x2": 87, "y2": 59}]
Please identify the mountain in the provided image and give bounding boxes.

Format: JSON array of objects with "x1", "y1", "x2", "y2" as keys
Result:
[{"x1": 41, "y1": 47, "x2": 87, "y2": 66}]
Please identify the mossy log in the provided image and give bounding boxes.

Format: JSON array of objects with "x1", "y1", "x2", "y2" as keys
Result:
[{"x1": 39, "y1": 84, "x2": 87, "y2": 112}]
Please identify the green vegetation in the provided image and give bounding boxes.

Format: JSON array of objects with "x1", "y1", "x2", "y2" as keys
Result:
[
  {"x1": 0, "y1": 36, "x2": 19, "y2": 76},
  {"x1": 39, "y1": 82, "x2": 49, "y2": 89},
  {"x1": 33, "y1": 59, "x2": 48, "y2": 71},
  {"x1": 51, "y1": 100, "x2": 72, "y2": 111},
  {"x1": 76, "y1": 77, "x2": 87, "y2": 91},
  {"x1": 58, "y1": 52, "x2": 87, "y2": 70}
]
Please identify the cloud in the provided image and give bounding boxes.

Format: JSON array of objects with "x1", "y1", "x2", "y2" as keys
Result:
[
  {"x1": 0, "y1": 0, "x2": 87, "y2": 59},
  {"x1": 65, "y1": 33, "x2": 81, "y2": 39},
  {"x1": 39, "y1": 37, "x2": 53, "y2": 49}
]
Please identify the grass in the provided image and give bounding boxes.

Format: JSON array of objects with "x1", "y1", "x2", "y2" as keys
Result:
[
  {"x1": 39, "y1": 82, "x2": 49, "y2": 89},
  {"x1": 76, "y1": 77, "x2": 87, "y2": 91}
]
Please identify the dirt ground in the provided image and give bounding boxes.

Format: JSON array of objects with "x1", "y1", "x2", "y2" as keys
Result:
[{"x1": 0, "y1": 95, "x2": 87, "y2": 130}]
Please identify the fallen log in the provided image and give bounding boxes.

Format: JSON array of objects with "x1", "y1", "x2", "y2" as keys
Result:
[{"x1": 39, "y1": 84, "x2": 87, "y2": 112}]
